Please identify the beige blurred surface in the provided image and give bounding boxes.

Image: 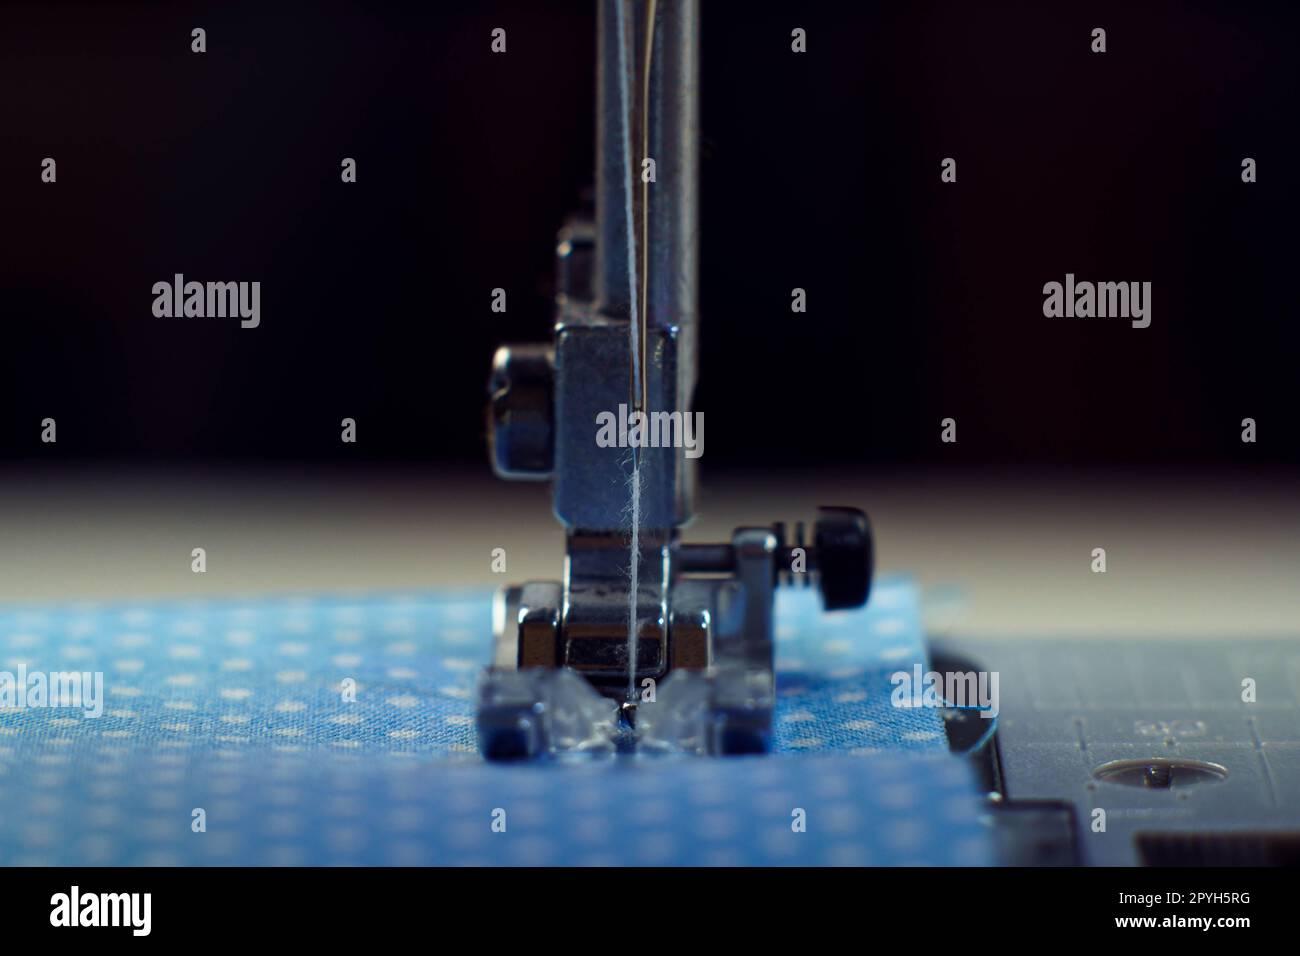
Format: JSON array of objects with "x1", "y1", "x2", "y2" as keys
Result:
[{"x1": 0, "y1": 464, "x2": 1295, "y2": 639}]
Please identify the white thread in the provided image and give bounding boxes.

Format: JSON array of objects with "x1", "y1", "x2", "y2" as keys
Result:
[
  {"x1": 627, "y1": 448, "x2": 641, "y2": 701},
  {"x1": 615, "y1": 0, "x2": 642, "y2": 702}
]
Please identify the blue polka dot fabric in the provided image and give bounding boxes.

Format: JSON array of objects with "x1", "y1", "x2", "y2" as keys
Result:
[{"x1": 0, "y1": 578, "x2": 993, "y2": 865}]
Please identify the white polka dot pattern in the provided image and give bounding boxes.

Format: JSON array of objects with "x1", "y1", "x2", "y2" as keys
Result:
[{"x1": 0, "y1": 579, "x2": 983, "y2": 864}]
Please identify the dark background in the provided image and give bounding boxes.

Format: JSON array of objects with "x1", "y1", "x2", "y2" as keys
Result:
[{"x1": 2, "y1": 0, "x2": 1296, "y2": 468}]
